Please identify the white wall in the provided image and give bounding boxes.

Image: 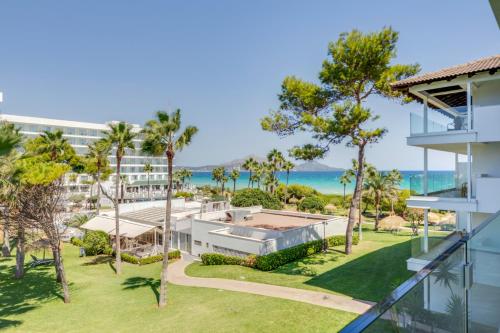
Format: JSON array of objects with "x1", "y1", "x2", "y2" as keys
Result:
[
  {"x1": 117, "y1": 198, "x2": 185, "y2": 214},
  {"x1": 474, "y1": 79, "x2": 500, "y2": 142}
]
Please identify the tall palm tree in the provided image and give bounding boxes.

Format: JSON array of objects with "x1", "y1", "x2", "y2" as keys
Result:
[
  {"x1": 103, "y1": 122, "x2": 136, "y2": 275},
  {"x1": 229, "y1": 169, "x2": 240, "y2": 193},
  {"x1": 142, "y1": 109, "x2": 198, "y2": 308},
  {"x1": 178, "y1": 168, "x2": 192, "y2": 190},
  {"x1": 143, "y1": 162, "x2": 153, "y2": 200},
  {"x1": 36, "y1": 130, "x2": 73, "y2": 162},
  {"x1": 242, "y1": 157, "x2": 258, "y2": 188},
  {"x1": 339, "y1": 172, "x2": 353, "y2": 202},
  {"x1": 282, "y1": 160, "x2": 295, "y2": 204},
  {"x1": 211, "y1": 167, "x2": 225, "y2": 194},
  {"x1": 266, "y1": 149, "x2": 284, "y2": 194},
  {"x1": 86, "y1": 139, "x2": 111, "y2": 214},
  {"x1": 364, "y1": 169, "x2": 401, "y2": 231}
]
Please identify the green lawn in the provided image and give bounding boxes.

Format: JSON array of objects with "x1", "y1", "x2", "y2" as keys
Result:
[
  {"x1": 186, "y1": 228, "x2": 414, "y2": 302},
  {"x1": 0, "y1": 246, "x2": 356, "y2": 333}
]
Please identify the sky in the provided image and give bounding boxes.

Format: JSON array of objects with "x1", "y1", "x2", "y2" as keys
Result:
[{"x1": 0, "y1": 1, "x2": 498, "y2": 170}]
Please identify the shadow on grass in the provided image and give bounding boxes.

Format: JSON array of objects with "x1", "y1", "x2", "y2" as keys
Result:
[
  {"x1": 122, "y1": 277, "x2": 160, "y2": 304},
  {"x1": 0, "y1": 264, "x2": 63, "y2": 329},
  {"x1": 304, "y1": 239, "x2": 413, "y2": 302},
  {"x1": 81, "y1": 255, "x2": 116, "y2": 273}
]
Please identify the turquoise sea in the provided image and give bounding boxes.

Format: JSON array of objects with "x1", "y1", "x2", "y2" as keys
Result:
[{"x1": 188, "y1": 171, "x2": 455, "y2": 195}]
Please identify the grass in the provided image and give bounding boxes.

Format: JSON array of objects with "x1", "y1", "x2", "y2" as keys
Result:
[
  {"x1": 186, "y1": 228, "x2": 415, "y2": 302},
  {"x1": 0, "y1": 245, "x2": 357, "y2": 333}
]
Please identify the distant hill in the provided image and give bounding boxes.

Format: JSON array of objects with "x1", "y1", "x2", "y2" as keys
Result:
[
  {"x1": 293, "y1": 161, "x2": 344, "y2": 172},
  {"x1": 176, "y1": 156, "x2": 343, "y2": 172}
]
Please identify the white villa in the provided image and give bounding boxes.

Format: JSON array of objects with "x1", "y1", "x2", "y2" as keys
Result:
[
  {"x1": 81, "y1": 198, "x2": 348, "y2": 258},
  {"x1": 0, "y1": 114, "x2": 172, "y2": 200},
  {"x1": 342, "y1": 55, "x2": 500, "y2": 332}
]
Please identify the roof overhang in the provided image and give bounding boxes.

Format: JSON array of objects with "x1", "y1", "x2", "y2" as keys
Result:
[{"x1": 81, "y1": 216, "x2": 156, "y2": 238}]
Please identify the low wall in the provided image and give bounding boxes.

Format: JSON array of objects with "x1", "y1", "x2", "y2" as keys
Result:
[{"x1": 118, "y1": 198, "x2": 185, "y2": 214}]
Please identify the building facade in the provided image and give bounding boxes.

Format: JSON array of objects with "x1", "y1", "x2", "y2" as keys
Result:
[{"x1": 0, "y1": 114, "x2": 169, "y2": 197}]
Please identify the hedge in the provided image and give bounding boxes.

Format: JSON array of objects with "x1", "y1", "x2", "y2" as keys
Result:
[
  {"x1": 297, "y1": 195, "x2": 326, "y2": 213},
  {"x1": 231, "y1": 188, "x2": 282, "y2": 210},
  {"x1": 255, "y1": 235, "x2": 359, "y2": 271},
  {"x1": 201, "y1": 253, "x2": 244, "y2": 266},
  {"x1": 120, "y1": 250, "x2": 182, "y2": 266},
  {"x1": 70, "y1": 237, "x2": 83, "y2": 247}
]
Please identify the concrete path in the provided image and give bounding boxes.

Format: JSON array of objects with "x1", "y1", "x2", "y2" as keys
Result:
[{"x1": 167, "y1": 257, "x2": 375, "y2": 314}]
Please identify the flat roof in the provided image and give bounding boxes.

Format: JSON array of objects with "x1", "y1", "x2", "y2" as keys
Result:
[
  {"x1": 120, "y1": 206, "x2": 197, "y2": 226},
  {"x1": 235, "y1": 212, "x2": 327, "y2": 231}
]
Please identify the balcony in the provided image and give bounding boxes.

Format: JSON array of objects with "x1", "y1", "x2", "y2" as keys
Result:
[{"x1": 341, "y1": 211, "x2": 500, "y2": 332}]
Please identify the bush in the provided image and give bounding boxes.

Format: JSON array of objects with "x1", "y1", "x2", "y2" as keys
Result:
[
  {"x1": 68, "y1": 194, "x2": 86, "y2": 206},
  {"x1": 276, "y1": 184, "x2": 318, "y2": 203},
  {"x1": 70, "y1": 237, "x2": 83, "y2": 247},
  {"x1": 201, "y1": 253, "x2": 244, "y2": 265},
  {"x1": 255, "y1": 235, "x2": 358, "y2": 271},
  {"x1": 255, "y1": 240, "x2": 324, "y2": 271},
  {"x1": 231, "y1": 188, "x2": 282, "y2": 210},
  {"x1": 297, "y1": 196, "x2": 326, "y2": 213},
  {"x1": 82, "y1": 230, "x2": 110, "y2": 256},
  {"x1": 210, "y1": 194, "x2": 226, "y2": 202},
  {"x1": 174, "y1": 191, "x2": 194, "y2": 199},
  {"x1": 121, "y1": 252, "x2": 139, "y2": 264}
]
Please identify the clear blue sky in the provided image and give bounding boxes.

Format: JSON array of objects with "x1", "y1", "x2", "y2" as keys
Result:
[{"x1": 0, "y1": 1, "x2": 498, "y2": 170}]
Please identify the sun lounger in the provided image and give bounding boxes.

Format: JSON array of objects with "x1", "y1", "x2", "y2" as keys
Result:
[{"x1": 29, "y1": 254, "x2": 55, "y2": 268}]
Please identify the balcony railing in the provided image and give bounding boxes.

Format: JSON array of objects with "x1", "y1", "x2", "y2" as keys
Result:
[
  {"x1": 340, "y1": 211, "x2": 500, "y2": 333},
  {"x1": 409, "y1": 172, "x2": 466, "y2": 198},
  {"x1": 410, "y1": 105, "x2": 470, "y2": 135}
]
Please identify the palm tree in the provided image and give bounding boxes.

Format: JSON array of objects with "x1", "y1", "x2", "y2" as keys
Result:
[
  {"x1": 143, "y1": 162, "x2": 153, "y2": 200},
  {"x1": 36, "y1": 130, "x2": 73, "y2": 162},
  {"x1": 282, "y1": 160, "x2": 294, "y2": 204},
  {"x1": 120, "y1": 174, "x2": 129, "y2": 203},
  {"x1": 211, "y1": 167, "x2": 225, "y2": 194},
  {"x1": 266, "y1": 149, "x2": 284, "y2": 193},
  {"x1": 178, "y1": 168, "x2": 192, "y2": 190},
  {"x1": 229, "y1": 169, "x2": 240, "y2": 193},
  {"x1": 386, "y1": 169, "x2": 403, "y2": 214},
  {"x1": 142, "y1": 109, "x2": 198, "y2": 308},
  {"x1": 103, "y1": 122, "x2": 136, "y2": 275},
  {"x1": 242, "y1": 157, "x2": 258, "y2": 188},
  {"x1": 86, "y1": 139, "x2": 111, "y2": 214},
  {"x1": 339, "y1": 172, "x2": 353, "y2": 202},
  {"x1": 0, "y1": 122, "x2": 22, "y2": 156},
  {"x1": 364, "y1": 169, "x2": 401, "y2": 231}
]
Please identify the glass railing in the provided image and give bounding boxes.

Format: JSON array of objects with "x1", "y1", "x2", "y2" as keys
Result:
[
  {"x1": 409, "y1": 172, "x2": 465, "y2": 198},
  {"x1": 340, "y1": 211, "x2": 500, "y2": 333},
  {"x1": 410, "y1": 105, "x2": 470, "y2": 135}
]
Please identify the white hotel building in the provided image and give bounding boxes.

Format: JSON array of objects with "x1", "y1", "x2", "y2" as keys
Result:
[{"x1": 0, "y1": 114, "x2": 169, "y2": 198}]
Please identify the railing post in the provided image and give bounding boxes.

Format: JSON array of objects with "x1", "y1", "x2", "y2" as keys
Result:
[
  {"x1": 423, "y1": 96, "x2": 428, "y2": 134},
  {"x1": 467, "y1": 143, "x2": 472, "y2": 201},
  {"x1": 467, "y1": 81, "x2": 472, "y2": 131}
]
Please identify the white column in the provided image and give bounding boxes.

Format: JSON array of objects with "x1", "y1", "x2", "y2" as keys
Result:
[
  {"x1": 423, "y1": 96, "x2": 428, "y2": 134},
  {"x1": 424, "y1": 209, "x2": 429, "y2": 253},
  {"x1": 455, "y1": 153, "x2": 459, "y2": 189},
  {"x1": 467, "y1": 81, "x2": 472, "y2": 131},
  {"x1": 467, "y1": 143, "x2": 472, "y2": 200},
  {"x1": 424, "y1": 148, "x2": 428, "y2": 196}
]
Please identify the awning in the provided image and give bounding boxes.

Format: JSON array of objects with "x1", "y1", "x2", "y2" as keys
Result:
[{"x1": 81, "y1": 216, "x2": 156, "y2": 238}]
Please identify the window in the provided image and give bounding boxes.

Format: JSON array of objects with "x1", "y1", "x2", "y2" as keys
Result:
[{"x1": 194, "y1": 240, "x2": 202, "y2": 246}]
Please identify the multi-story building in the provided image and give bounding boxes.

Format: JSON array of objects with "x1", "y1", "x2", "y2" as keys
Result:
[
  {"x1": 341, "y1": 55, "x2": 500, "y2": 332},
  {"x1": 0, "y1": 114, "x2": 169, "y2": 198}
]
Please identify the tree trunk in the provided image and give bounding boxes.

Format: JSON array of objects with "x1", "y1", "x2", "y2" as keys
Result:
[
  {"x1": 114, "y1": 157, "x2": 122, "y2": 275},
  {"x1": 159, "y1": 151, "x2": 173, "y2": 308},
  {"x1": 346, "y1": 145, "x2": 365, "y2": 255},
  {"x1": 374, "y1": 198, "x2": 381, "y2": 231},
  {"x1": 15, "y1": 226, "x2": 25, "y2": 279},
  {"x1": 147, "y1": 174, "x2": 151, "y2": 200},
  {"x1": 52, "y1": 244, "x2": 71, "y2": 303},
  {"x1": 233, "y1": 180, "x2": 236, "y2": 193},
  {"x1": 284, "y1": 172, "x2": 289, "y2": 205},
  {"x1": 96, "y1": 170, "x2": 101, "y2": 215},
  {"x1": 2, "y1": 216, "x2": 11, "y2": 257},
  {"x1": 248, "y1": 171, "x2": 252, "y2": 188},
  {"x1": 221, "y1": 182, "x2": 225, "y2": 196}
]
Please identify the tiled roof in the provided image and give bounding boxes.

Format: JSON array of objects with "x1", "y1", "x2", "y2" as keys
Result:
[{"x1": 392, "y1": 55, "x2": 500, "y2": 89}]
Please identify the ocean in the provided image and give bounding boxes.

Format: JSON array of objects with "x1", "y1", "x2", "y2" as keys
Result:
[{"x1": 188, "y1": 170, "x2": 456, "y2": 195}]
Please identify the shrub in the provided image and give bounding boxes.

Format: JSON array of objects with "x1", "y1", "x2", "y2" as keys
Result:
[
  {"x1": 255, "y1": 240, "x2": 323, "y2": 271},
  {"x1": 327, "y1": 234, "x2": 359, "y2": 247},
  {"x1": 174, "y1": 191, "x2": 194, "y2": 199},
  {"x1": 276, "y1": 184, "x2": 318, "y2": 202},
  {"x1": 255, "y1": 235, "x2": 358, "y2": 271},
  {"x1": 201, "y1": 253, "x2": 244, "y2": 265},
  {"x1": 231, "y1": 188, "x2": 282, "y2": 210},
  {"x1": 68, "y1": 194, "x2": 86, "y2": 206},
  {"x1": 121, "y1": 252, "x2": 139, "y2": 264},
  {"x1": 67, "y1": 214, "x2": 90, "y2": 227},
  {"x1": 70, "y1": 237, "x2": 83, "y2": 247},
  {"x1": 242, "y1": 255, "x2": 257, "y2": 268},
  {"x1": 210, "y1": 194, "x2": 226, "y2": 202},
  {"x1": 297, "y1": 196, "x2": 326, "y2": 213},
  {"x1": 82, "y1": 230, "x2": 110, "y2": 256}
]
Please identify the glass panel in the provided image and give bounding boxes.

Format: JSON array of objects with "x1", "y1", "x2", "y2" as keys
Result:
[
  {"x1": 469, "y1": 214, "x2": 500, "y2": 332},
  {"x1": 363, "y1": 244, "x2": 466, "y2": 332}
]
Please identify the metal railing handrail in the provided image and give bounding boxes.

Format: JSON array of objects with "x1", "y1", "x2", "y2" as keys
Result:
[{"x1": 340, "y1": 210, "x2": 500, "y2": 333}]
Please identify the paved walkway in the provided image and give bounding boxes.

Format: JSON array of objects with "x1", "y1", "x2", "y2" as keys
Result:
[{"x1": 167, "y1": 257, "x2": 375, "y2": 314}]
